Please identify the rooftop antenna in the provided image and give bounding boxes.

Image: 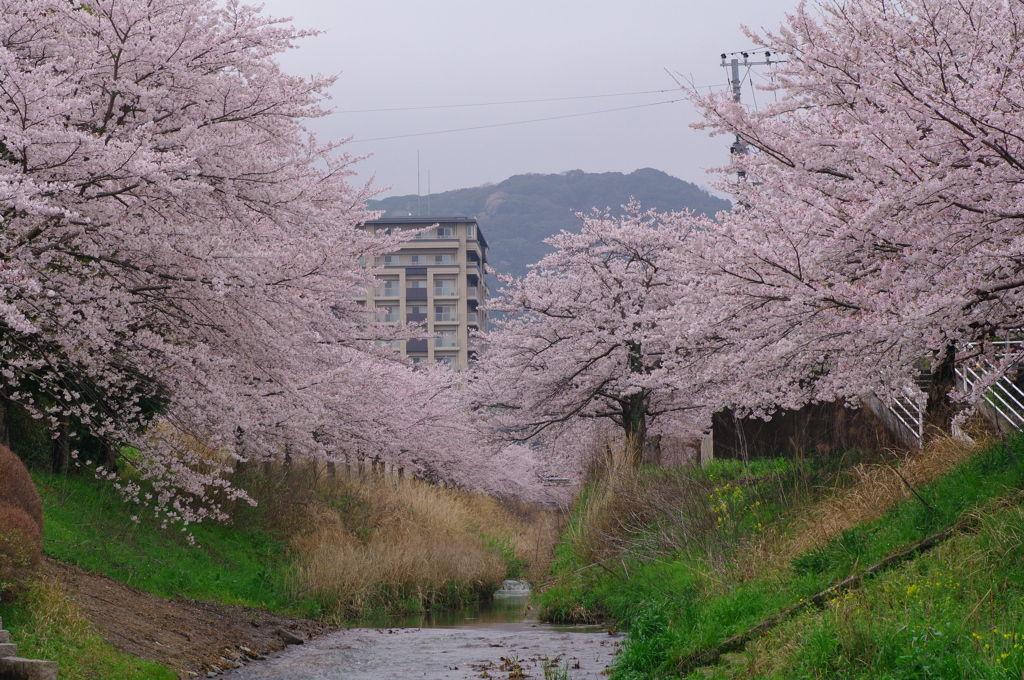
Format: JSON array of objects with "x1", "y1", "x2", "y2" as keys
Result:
[
  {"x1": 416, "y1": 151, "x2": 421, "y2": 216},
  {"x1": 427, "y1": 170, "x2": 431, "y2": 214}
]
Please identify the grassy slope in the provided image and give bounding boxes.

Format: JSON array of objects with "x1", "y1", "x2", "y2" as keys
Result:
[
  {"x1": 1, "y1": 471, "x2": 301, "y2": 680},
  {"x1": 36, "y1": 471, "x2": 305, "y2": 613},
  {"x1": 540, "y1": 436, "x2": 1024, "y2": 679},
  {"x1": 3, "y1": 467, "x2": 545, "y2": 679}
]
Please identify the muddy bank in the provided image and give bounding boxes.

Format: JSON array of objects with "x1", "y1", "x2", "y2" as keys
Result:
[
  {"x1": 46, "y1": 559, "x2": 333, "y2": 678},
  {"x1": 225, "y1": 624, "x2": 620, "y2": 680}
]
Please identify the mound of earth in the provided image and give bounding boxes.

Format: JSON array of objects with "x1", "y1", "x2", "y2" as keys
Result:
[{"x1": 45, "y1": 559, "x2": 334, "y2": 678}]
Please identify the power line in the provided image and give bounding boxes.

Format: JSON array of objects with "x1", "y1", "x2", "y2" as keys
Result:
[
  {"x1": 336, "y1": 89, "x2": 677, "y2": 113},
  {"x1": 348, "y1": 98, "x2": 687, "y2": 143}
]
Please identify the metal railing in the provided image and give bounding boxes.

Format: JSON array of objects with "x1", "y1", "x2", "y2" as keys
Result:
[
  {"x1": 374, "y1": 287, "x2": 399, "y2": 298},
  {"x1": 433, "y1": 286, "x2": 459, "y2": 297},
  {"x1": 956, "y1": 349, "x2": 1024, "y2": 431},
  {"x1": 885, "y1": 340, "x2": 1023, "y2": 446},
  {"x1": 435, "y1": 311, "x2": 458, "y2": 323},
  {"x1": 412, "y1": 230, "x2": 456, "y2": 240},
  {"x1": 435, "y1": 336, "x2": 458, "y2": 348},
  {"x1": 888, "y1": 385, "x2": 925, "y2": 449}
]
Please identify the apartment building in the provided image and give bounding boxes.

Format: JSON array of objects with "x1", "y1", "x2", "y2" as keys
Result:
[{"x1": 360, "y1": 216, "x2": 488, "y2": 370}]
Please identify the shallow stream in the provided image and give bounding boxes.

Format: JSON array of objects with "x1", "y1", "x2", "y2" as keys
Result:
[{"x1": 225, "y1": 581, "x2": 620, "y2": 680}]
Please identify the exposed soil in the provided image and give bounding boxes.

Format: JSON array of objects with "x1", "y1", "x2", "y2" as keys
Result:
[{"x1": 45, "y1": 558, "x2": 334, "y2": 678}]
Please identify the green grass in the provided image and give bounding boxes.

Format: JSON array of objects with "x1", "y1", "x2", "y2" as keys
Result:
[
  {"x1": 0, "y1": 577, "x2": 176, "y2": 680},
  {"x1": 720, "y1": 495, "x2": 1024, "y2": 679},
  {"x1": 538, "y1": 435, "x2": 1024, "y2": 679},
  {"x1": 35, "y1": 470, "x2": 316, "y2": 615}
]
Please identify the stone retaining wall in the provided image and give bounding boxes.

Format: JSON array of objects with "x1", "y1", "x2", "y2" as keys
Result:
[{"x1": 0, "y1": 617, "x2": 58, "y2": 680}]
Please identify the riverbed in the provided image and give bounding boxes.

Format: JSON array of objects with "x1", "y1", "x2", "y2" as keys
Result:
[
  {"x1": 224, "y1": 583, "x2": 620, "y2": 679},
  {"x1": 224, "y1": 623, "x2": 619, "y2": 680}
]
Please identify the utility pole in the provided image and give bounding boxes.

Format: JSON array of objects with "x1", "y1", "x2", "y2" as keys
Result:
[{"x1": 719, "y1": 51, "x2": 781, "y2": 164}]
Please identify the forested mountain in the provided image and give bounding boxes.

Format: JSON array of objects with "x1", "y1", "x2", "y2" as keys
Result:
[{"x1": 368, "y1": 168, "x2": 731, "y2": 278}]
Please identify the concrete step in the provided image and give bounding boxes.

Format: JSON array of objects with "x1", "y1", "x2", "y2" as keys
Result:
[
  {"x1": 0, "y1": 656, "x2": 59, "y2": 680},
  {"x1": 0, "y1": 630, "x2": 8, "y2": 644},
  {"x1": 0, "y1": 643, "x2": 17, "y2": 658}
]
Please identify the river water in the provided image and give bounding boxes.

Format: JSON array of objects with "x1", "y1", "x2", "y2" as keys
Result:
[{"x1": 225, "y1": 582, "x2": 620, "y2": 680}]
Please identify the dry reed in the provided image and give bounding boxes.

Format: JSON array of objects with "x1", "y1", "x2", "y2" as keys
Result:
[{"x1": 285, "y1": 471, "x2": 562, "y2": 616}]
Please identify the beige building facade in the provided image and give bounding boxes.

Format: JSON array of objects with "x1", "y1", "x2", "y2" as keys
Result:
[{"x1": 360, "y1": 216, "x2": 488, "y2": 370}]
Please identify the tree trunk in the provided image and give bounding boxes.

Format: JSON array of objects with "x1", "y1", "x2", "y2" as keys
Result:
[
  {"x1": 51, "y1": 421, "x2": 70, "y2": 474},
  {"x1": 621, "y1": 391, "x2": 649, "y2": 467},
  {"x1": 926, "y1": 346, "x2": 957, "y2": 436},
  {"x1": 101, "y1": 439, "x2": 118, "y2": 474},
  {"x1": 233, "y1": 427, "x2": 248, "y2": 476},
  {"x1": 0, "y1": 391, "x2": 10, "y2": 450}
]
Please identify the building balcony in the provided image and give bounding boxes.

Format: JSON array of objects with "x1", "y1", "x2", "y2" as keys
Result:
[
  {"x1": 466, "y1": 286, "x2": 478, "y2": 298},
  {"x1": 435, "y1": 312, "x2": 459, "y2": 323},
  {"x1": 375, "y1": 312, "x2": 399, "y2": 323},
  {"x1": 433, "y1": 286, "x2": 459, "y2": 298},
  {"x1": 435, "y1": 336, "x2": 459, "y2": 348},
  {"x1": 374, "y1": 287, "x2": 400, "y2": 298}
]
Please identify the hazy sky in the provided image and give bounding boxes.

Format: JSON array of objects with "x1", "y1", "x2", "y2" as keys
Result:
[{"x1": 257, "y1": 0, "x2": 801, "y2": 198}]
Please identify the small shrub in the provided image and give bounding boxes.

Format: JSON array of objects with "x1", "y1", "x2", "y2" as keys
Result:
[
  {"x1": 0, "y1": 444, "x2": 44, "y2": 529},
  {"x1": 0, "y1": 505, "x2": 42, "y2": 597},
  {"x1": 0, "y1": 445, "x2": 44, "y2": 597}
]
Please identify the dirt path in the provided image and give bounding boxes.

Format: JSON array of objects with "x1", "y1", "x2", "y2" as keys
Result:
[
  {"x1": 223, "y1": 624, "x2": 620, "y2": 680},
  {"x1": 47, "y1": 559, "x2": 334, "y2": 678}
]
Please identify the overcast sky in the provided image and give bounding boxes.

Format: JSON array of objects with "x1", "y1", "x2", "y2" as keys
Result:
[{"x1": 257, "y1": 0, "x2": 801, "y2": 198}]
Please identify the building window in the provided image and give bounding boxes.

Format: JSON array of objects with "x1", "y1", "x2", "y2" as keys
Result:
[
  {"x1": 434, "y1": 280, "x2": 458, "y2": 297},
  {"x1": 434, "y1": 254, "x2": 455, "y2": 265},
  {"x1": 408, "y1": 279, "x2": 427, "y2": 288},
  {"x1": 375, "y1": 279, "x2": 399, "y2": 297},
  {"x1": 436, "y1": 226, "x2": 454, "y2": 238},
  {"x1": 435, "y1": 355, "x2": 454, "y2": 367},
  {"x1": 382, "y1": 255, "x2": 399, "y2": 265},
  {"x1": 410, "y1": 254, "x2": 426, "y2": 264},
  {"x1": 409, "y1": 305, "x2": 427, "y2": 315},
  {"x1": 376, "y1": 305, "x2": 399, "y2": 323},
  {"x1": 436, "y1": 331, "x2": 458, "y2": 348},
  {"x1": 467, "y1": 223, "x2": 477, "y2": 240},
  {"x1": 435, "y1": 305, "x2": 457, "y2": 322}
]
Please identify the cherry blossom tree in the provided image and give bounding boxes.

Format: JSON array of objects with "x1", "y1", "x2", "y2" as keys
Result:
[
  {"x1": 474, "y1": 205, "x2": 712, "y2": 465},
  {"x1": 684, "y1": 0, "x2": 1024, "y2": 428},
  {"x1": 0, "y1": 0, "x2": 452, "y2": 523}
]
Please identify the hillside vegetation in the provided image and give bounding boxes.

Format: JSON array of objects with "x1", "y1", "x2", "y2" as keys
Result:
[
  {"x1": 368, "y1": 168, "x2": 730, "y2": 278},
  {"x1": 540, "y1": 432, "x2": 1024, "y2": 679}
]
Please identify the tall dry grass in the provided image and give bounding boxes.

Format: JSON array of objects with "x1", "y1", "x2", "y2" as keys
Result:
[{"x1": 275, "y1": 467, "x2": 562, "y2": 617}]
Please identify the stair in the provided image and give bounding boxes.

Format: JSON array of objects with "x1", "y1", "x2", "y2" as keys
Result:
[{"x1": 0, "y1": 617, "x2": 59, "y2": 680}]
